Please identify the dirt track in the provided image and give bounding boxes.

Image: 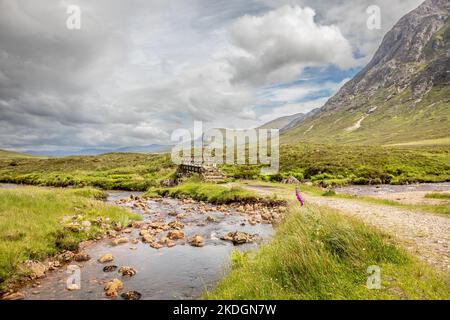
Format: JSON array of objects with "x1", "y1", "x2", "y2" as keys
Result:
[{"x1": 243, "y1": 184, "x2": 450, "y2": 273}]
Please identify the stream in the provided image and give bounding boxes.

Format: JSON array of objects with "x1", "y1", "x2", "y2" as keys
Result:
[{"x1": 21, "y1": 191, "x2": 274, "y2": 300}]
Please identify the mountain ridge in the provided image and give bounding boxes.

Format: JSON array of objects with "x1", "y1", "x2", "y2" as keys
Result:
[{"x1": 281, "y1": 0, "x2": 450, "y2": 145}]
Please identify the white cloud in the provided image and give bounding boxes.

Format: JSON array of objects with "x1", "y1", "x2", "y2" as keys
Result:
[
  {"x1": 227, "y1": 5, "x2": 356, "y2": 85},
  {"x1": 0, "y1": 0, "x2": 424, "y2": 152}
]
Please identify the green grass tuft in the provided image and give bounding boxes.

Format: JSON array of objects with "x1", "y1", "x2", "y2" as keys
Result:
[
  {"x1": 205, "y1": 203, "x2": 450, "y2": 300},
  {"x1": 0, "y1": 187, "x2": 140, "y2": 291}
]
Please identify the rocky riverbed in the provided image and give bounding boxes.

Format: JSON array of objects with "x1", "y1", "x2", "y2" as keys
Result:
[{"x1": 12, "y1": 192, "x2": 283, "y2": 300}]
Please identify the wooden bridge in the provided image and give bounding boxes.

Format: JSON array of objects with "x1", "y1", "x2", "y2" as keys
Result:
[{"x1": 177, "y1": 157, "x2": 225, "y2": 182}]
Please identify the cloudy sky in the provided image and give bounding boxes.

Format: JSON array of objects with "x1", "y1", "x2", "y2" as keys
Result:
[{"x1": 0, "y1": 0, "x2": 424, "y2": 153}]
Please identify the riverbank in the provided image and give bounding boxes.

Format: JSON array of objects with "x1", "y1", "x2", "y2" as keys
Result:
[
  {"x1": 0, "y1": 187, "x2": 140, "y2": 295},
  {"x1": 206, "y1": 203, "x2": 450, "y2": 300}
]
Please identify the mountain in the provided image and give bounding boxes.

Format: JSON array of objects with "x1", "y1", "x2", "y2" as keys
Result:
[
  {"x1": 282, "y1": 0, "x2": 450, "y2": 145},
  {"x1": 24, "y1": 144, "x2": 172, "y2": 157},
  {"x1": 258, "y1": 113, "x2": 306, "y2": 130}
]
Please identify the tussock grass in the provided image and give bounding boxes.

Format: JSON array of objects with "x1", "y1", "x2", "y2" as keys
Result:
[
  {"x1": 145, "y1": 182, "x2": 283, "y2": 205},
  {"x1": 0, "y1": 153, "x2": 175, "y2": 191},
  {"x1": 205, "y1": 203, "x2": 450, "y2": 300},
  {"x1": 0, "y1": 187, "x2": 139, "y2": 291},
  {"x1": 222, "y1": 143, "x2": 450, "y2": 186},
  {"x1": 425, "y1": 192, "x2": 450, "y2": 200}
]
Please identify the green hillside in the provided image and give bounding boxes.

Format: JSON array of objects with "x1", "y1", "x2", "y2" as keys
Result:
[
  {"x1": 282, "y1": 86, "x2": 450, "y2": 145},
  {"x1": 0, "y1": 150, "x2": 38, "y2": 159}
]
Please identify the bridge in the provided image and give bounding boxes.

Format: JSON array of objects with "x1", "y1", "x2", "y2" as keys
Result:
[{"x1": 177, "y1": 157, "x2": 225, "y2": 182}]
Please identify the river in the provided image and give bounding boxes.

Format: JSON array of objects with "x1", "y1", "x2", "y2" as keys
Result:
[{"x1": 20, "y1": 191, "x2": 273, "y2": 300}]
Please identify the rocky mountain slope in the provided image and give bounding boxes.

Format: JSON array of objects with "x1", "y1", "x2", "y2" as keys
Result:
[
  {"x1": 282, "y1": 0, "x2": 450, "y2": 145},
  {"x1": 258, "y1": 113, "x2": 306, "y2": 130}
]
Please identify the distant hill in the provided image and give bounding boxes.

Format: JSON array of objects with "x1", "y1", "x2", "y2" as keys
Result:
[
  {"x1": 0, "y1": 149, "x2": 38, "y2": 159},
  {"x1": 282, "y1": 0, "x2": 450, "y2": 145},
  {"x1": 24, "y1": 144, "x2": 173, "y2": 157},
  {"x1": 258, "y1": 113, "x2": 306, "y2": 130}
]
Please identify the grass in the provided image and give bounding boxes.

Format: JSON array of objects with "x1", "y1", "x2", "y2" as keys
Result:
[
  {"x1": 0, "y1": 150, "x2": 40, "y2": 159},
  {"x1": 1, "y1": 142, "x2": 448, "y2": 190},
  {"x1": 0, "y1": 152, "x2": 175, "y2": 191},
  {"x1": 425, "y1": 192, "x2": 450, "y2": 200},
  {"x1": 0, "y1": 187, "x2": 140, "y2": 291},
  {"x1": 144, "y1": 179, "x2": 283, "y2": 205},
  {"x1": 205, "y1": 203, "x2": 450, "y2": 300},
  {"x1": 222, "y1": 143, "x2": 450, "y2": 186}
]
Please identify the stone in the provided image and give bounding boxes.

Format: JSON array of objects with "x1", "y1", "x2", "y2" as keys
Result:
[
  {"x1": 73, "y1": 252, "x2": 91, "y2": 262},
  {"x1": 24, "y1": 260, "x2": 46, "y2": 279},
  {"x1": 189, "y1": 234, "x2": 205, "y2": 247},
  {"x1": 142, "y1": 234, "x2": 154, "y2": 243},
  {"x1": 149, "y1": 241, "x2": 163, "y2": 249},
  {"x1": 206, "y1": 215, "x2": 216, "y2": 223},
  {"x1": 2, "y1": 292, "x2": 25, "y2": 300},
  {"x1": 221, "y1": 231, "x2": 257, "y2": 245},
  {"x1": 67, "y1": 283, "x2": 80, "y2": 291},
  {"x1": 121, "y1": 291, "x2": 142, "y2": 300},
  {"x1": 104, "y1": 279, "x2": 124, "y2": 297},
  {"x1": 132, "y1": 221, "x2": 145, "y2": 228},
  {"x1": 111, "y1": 237, "x2": 129, "y2": 246},
  {"x1": 103, "y1": 265, "x2": 118, "y2": 272},
  {"x1": 58, "y1": 251, "x2": 75, "y2": 262},
  {"x1": 167, "y1": 230, "x2": 185, "y2": 240},
  {"x1": 81, "y1": 220, "x2": 92, "y2": 228},
  {"x1": 98, "y1": 253, "x2": 114, "y2": 263},
  {"x1": 168, "y1": 220, "x2": 184, "y2": 230},
  {"x1": 118, "y1": 266, "x2": 136, "y2": 277},
  {"x1": 282, "y1": 176, "x2": 300, "y2": 184}
]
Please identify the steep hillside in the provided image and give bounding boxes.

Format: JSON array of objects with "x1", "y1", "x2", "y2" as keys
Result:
[
  {"x1": 282, "y1": 0, "x2": 450, "y2": 145},
  {"x1": 258, "y1": 113, "x2": 306, "y2": 130}
]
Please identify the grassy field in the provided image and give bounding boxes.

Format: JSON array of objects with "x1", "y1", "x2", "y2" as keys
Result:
[
  {"x1": 0, "y1": 152, "x2": 175, "y2": 191},
  {"x1": 205, "y1": 203, "x2": 450, "y2": 299},
  {"x1": 0, "y1": 187, "x2": 140, "y2": 291},
  {"x1": 223, "y1": 143, "x2": 450, "y2": 186},
  {"x1": 145, "y1": 179, "x2": 283, "y2": 205},
  {"x1": 0, "y1": 150, "x2": 40, "y2": 159},
  {"x1": 425, "y1": 192, "x2": 450, "y2": 200},
  {"x1": 0, "y1": 141, "x2": 448, "y2": 190}
]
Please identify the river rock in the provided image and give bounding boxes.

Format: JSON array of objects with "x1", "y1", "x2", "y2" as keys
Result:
[
  {"x1": 159, "y1": 236, "x2": 176, "y2": 247},
  {"x1": 24, "y1": 260, "x2": 46, "y2": 279},
  {"x1": 121, "y1": 291, "x2": 142, "y2": 300},
  {"x1": 74, "y1": 252, "x2": 91, "y2": 262},
  {"x1": 57, "y1": 251, "x2": 75, "y2": 262},
  {"x1": 2, "y1": 292, "x2": 25, "y2": 300},
  {"x1": 167, "y1": 230, "x2": 184, "y2": 240},
  {"x1": 111, "y1": 237, "x2": 129, "y2": 246},
  {"x1": 132, "y1": 221, "x2": 145, "y2": 228},
  {"x1": 168, "y1": 220, "x2": 184, "y2": 230},
  {"x1": 149, "y1": 241, "x2": 163, "y2": 249},
  {"x1": 104, "y1": 279, "x2": 123, "y2": 297},
  {"x1": 103, "y1": 265, "x2": 118, "y2": 272},
  {"x1": 98, "y1": 253, "x2": 114, "y2": 263},
  {"x1": 142, "y1": 234, "x2": 154, "y2": 243},
  {"x1": 118, "y1": 266, "x2": 136, "y2": 277},
  {"x1": 221, "y1": 231, "x2": 257, "y2": 245},
  {"x1": 189, "y1": 235, "x2": 204, "y2": 247}
]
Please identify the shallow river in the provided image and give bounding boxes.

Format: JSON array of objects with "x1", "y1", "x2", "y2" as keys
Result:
[{"x1": 21, "y1": 191, "x2": 273, "y2": 300}]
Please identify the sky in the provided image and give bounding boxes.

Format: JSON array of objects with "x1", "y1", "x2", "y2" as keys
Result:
[{"x1": 0, "y1": 0, "x2": 424, "y2": 153}]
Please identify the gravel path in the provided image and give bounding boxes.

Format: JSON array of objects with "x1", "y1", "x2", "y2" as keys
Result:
[{"x1": 244, "y1": 184, "x2": 450, "y2": 273}]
